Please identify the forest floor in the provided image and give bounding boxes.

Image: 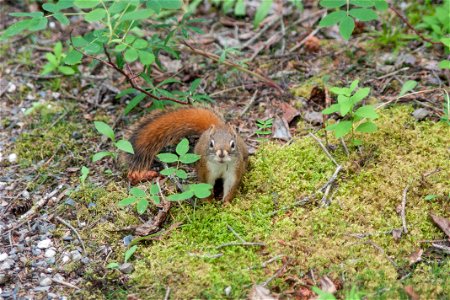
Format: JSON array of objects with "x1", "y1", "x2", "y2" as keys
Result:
[{"x1": 0, "y1": 1, "x2": 449, "y2": 300}]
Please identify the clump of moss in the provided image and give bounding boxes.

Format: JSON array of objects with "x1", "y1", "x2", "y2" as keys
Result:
[{"x1": 123, "y1": 106, "x2": 449, "y2": 299}]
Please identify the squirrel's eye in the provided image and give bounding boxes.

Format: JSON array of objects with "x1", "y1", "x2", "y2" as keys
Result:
[
  {"x1": 230, "y1": 140, "x2": 235, "y2": 149},
  {"x1": 209, "y1": 140, "x2": 215, "y2": 149}
]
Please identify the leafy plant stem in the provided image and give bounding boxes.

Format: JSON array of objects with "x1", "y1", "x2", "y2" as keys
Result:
[{"x1": 100, "y1": 0, "x2": 113, "y2": 42}]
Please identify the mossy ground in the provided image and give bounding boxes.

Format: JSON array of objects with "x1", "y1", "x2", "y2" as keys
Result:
[{"x1": 62, "y1": 106, "x2": 449, "y2": 299}]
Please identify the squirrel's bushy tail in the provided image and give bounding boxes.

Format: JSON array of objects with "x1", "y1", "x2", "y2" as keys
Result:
[{"x1": 128, "y1": 107, "x2": 223, "y2": 171}]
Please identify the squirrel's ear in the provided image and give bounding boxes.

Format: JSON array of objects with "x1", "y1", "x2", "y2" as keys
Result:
[
  {"x1": 209, "y1": 125, "x2": 216, "y2": 134},
  {"x1": 227, "y1": 124, "x2": 237, "y2": 135}
]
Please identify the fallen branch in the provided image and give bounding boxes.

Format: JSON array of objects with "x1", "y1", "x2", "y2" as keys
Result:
[
  {"x1": 401, "y1": 185, "x2": 409, "y2": 234},
  {"x1": 216, "y1": 242, "x2": 266, "y2": 249},
  {"x1": 182, "y1": 40, "x2": 283, "y2": 94}
]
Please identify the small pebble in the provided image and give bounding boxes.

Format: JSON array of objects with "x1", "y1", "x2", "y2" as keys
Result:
[
  {"x1": 53, "y1": 273, "x2": 64, "y2": 282},
  {"x1": 0, "y1": 261, "x2": 12, "y2": 270},
  {"x1": 45, "y1": 249, "x2": 56, "y2": 258},
  {"x1": 412, "y1": 108, "x2": 430, "y2": 121},
  {"x1": 304, "y1": 111, "x2": 323, "y2": 125},
  {"x1": 32, "y1": 248, "x2": 42, "y2": 256},
  {"x1": 37, "y1": 239, "x2": 52, "y2": 249},
  {"x1": 7, "y1": 153, "x2": 17, "y2": 163},
  {"x1": 46, "y1": 257, "x2": 56, "y2": 265},
  {"x1": 34, "y1": 286, "x2": 50, "y2": 292},
  {"x1": 22, "y1": 190, "x2": 30, "y2": 199},
  {"x1": 0, "y1": 253, "x2": 7, "y2": 262},
  {"x1": 39, "y1": 277, "x2": 52, "y2": 286},
  {"x1": 61, "y1": 255, "x2": 70, "y2": 263},
  {"x1": 119, "y1": 263, "x2": 134, "y2": 274},
  {"x1": 224, "y1": 286, "x2": 232, "y2": 296},
  {"x1": 70, "y1": 250, "x2": 82, "y2": 261},
  {"x1": 7, "y1": 83, "x2": 16, "y2": 93}
]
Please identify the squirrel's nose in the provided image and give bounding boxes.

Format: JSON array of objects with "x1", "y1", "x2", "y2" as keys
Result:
[{"x1": 217, "y1": 150, "x2": 225, "y2": 158}]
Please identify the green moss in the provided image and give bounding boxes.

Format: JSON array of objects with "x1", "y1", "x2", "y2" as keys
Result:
[{"x1": 122, "y1": 106, "x2": 449, "y2": 298}]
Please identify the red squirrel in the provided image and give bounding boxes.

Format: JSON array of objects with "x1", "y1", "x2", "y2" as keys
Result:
[{"x1": 127, "y1": 107, "x2": 248, "y2": 203}]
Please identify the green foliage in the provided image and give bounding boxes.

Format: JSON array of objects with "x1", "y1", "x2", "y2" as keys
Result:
[
  {"x1": 312, "y1": 286, "x2": 336, "y2": 300},
  {"x1": 124, "y1": 245, "x2": 138, "y2": 263},
  {"x1": 255, "y1": 118, "x2": 273, "y2": 136},
  {"x1": 319, "y1": 0, "x2": 388, "y2": 40},
  {"x1": 253, "y1": 0, "x2": 273, "y2": 28},
  {"x1": 41, "y1": 42, "x2": 76, "y2": 75},
  {"x1": 399, "y1": 80, "x2": 418, "y2": 97},
  {"x1": 79, "y1": 166, "x2": 89, "y2": 185},
  {"x1": 118, "y1": 185, "x2": 160, "y2": 215},
  {"x1": 441, "y1": 91, "x2": 450, "y2": 125},
  {"x1": 322, "y1": 80, "x2": 378, "y2": 145},
  {"x1": 93, "y1": 121, "x2": 134, "y2": 162}
]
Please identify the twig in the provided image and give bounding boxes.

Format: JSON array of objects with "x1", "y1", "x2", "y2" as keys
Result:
[
  {"x1": 319, "y1": 165, "x2": 343, "y2": 193},
  {"x1": 182, "y1": 40, "x2": 283, "y2": 94},
  {"x1": 55, "y1": 216, "x2": 87, "y2": 254},
  {"x1": 52, "y1": 278, "x2": 81, "y2": 290},
  {"x1": 216, "y1": 242, "x2": 266, "y2": 249},
  {"x1": 68, "y1": 32, "x2": 187, "y2": 105},
  {"x1": 239, "y1": 90, "x2": 258, "y2": 117},
  {"x1": 389, "y1": 5, "x2": 441, "y2": 46},
  {"x1": 340, "y1": 138, "x2": 349, "y2": 157},
  {"x1": 261, "y1": 257, "x2": 290, "y2": 287},
  {"x1": 227, "y1": 224, "x2": 246, "y2": 243},
  {"x1": 366, "y1": 240, "x2": 398, "y2": 268},
  {"x1": 164, "y1": 286, "x2": 171, "y2": 300},
  {"x1": 308, "y1": 132, "x2": 339, "y2": 167},
  {"x1": 268, "y1": 196, "x2": 311, "y2": 217},
  {"x1": 401, "y1": 185, "x2": 409, "y2": 234},
  {"x1": 241, "y1": 16, "x2": 281, "y2": 49},
  {"x1": 376, "y1": 88, "x2": 443, "y2": 109}
]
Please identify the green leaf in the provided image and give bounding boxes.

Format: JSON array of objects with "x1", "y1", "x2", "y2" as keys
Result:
[
  {"x1": 56, "y1": 0, "x2": 75, "y2": 10},
  {"x1": 124, "y1": 48, "x2": 139, "y2": 63},
  {"x1": 156, "y1": 153, "x2": 179, "y2": 163},
  {"x1": 72, "y1": 36, "x2": 88, "y2": 47},
  {"x1": 150, "y1": 184, "x2": 160, "y2": 195},
  {"x1": 40, "y1": 63, "x2": 56, "y2": 75},
  {"x1": 339, "y1": 16, "x2": 355, "y2": 40},
  {"x1": 176, "y1": 138, "x2": 189, "y2": 156},
  {"x1": 106, "y1": 262, "x2": 120, "y2": 269},
  {"x1": 159, "y1": 0, "x2": 183, "y2": 9},
  {"x1": 130, "y1": 187, "x2": 146, "y2": 197},
  {"x1": 350, "y1": 87, "x2": 370, "y2": 103},
  {"x1": 339, "y1": 99, "x2": 353, "y2": 116},
  {"x1": 350, "y1": 0, "x2": 375, "y2": 7},
  {"x1": 179, "y1": 153, "x2": 201, "y2": 164},
  {"x1": 109, "y1": 1, "x2": 128, "y2": 14},
  {"x1": 133, "y1": 39, "x2": 148, "y2": 49},
  {"x1": 125, "y1": 35, "x2": 136, "y2": 44},
  {"x1": 373, "y1": 0, "x2": 388, "y2": 11},
  {"x1": 122, "y1": 8, "x2": 154, "y2": 21},
  {"x1": 319, "y1": 11, "x2": 347, "y2": 27},
  {"x1": 124, "y1": 245, "x2": 137, "y2": 263},
  {"x1": 333, "y1": 121, "x2": 353, "y2": 138},
  {"x1": 175, "y1": 169, "x2": 188, "y2": 179},
  {"x1": 43, "y1": 3, "x2": 61, "y2": 12},
  {"x1": 84, "y1": 42, "x2": 102, "y2": 54},
  {"x1": 167, "y1": 190, "x2": 194, "y2": 201},
  {"x1": 9, "y1": 12, "x2": 44, "y2": 17},
  {"x1": 312, "y1": 286, "x2": 337, "y2": 300},
  {"x1": 53, "y1": 12, "x2": 70, "y2": 25},
  {"x1": 349, "y1": 79, "x2": 359, "y2": 92},
  {"x1": 190, "y1": 183, "x2": 213, "y2": 199},
  {"x1": 319, "y1": 0, "x2": 346, "y2": 8},
  {"x1": 354, "y1": 105, "x2": 379, "y2": 119},
  {"x1": 118, "y1": 196, "x2": 138, "y2": 207},
  {"x1": 399, "y1": 80, "x2": 418, "y2": 96},
  {"x1": 322, "y1": 103, "x2": 340, "y2": 115},
  {"x1": 330, "y1": 87, "x2": 350, "y2": 96},
  {"x1": 253, "y1": 0, "x2": 273, "y2": 28},
  {"x1": 352, "y1": 139, "x2": 363, "y2": 146},
  {"x1": 189, "y1": 78, "x2": 202, "y2": 93},
  {"x1": 349, "y1": 8, "x2": 378, "y2": 21},
  {"x1": 57, "y1": 66, "x2": 75, "y2": 75},
  {"x1": 45, "y1": 53, "x2": 58, "y2": 66},
  {"x1": 92, "y1": 151, "x2": 113, "y2": 162},
  {"x1": 355, "y1": 121, "x2": 378, "y2": 133},
  {"x1": 94, "y1": 121, "x2": 115, "y2": 141},
  {"x1": 115, "y1": 43, "x2": 128, "y2": 52},
  {"x1": 151, "y1": 195, "x2": 161, "y2": 205},
  {"x1": 124, "y1": 93, "x2": 146, "y2": 115},
  {"x1": 85, "y1": 8, "x2": 106, "y2": 22},
  {"x1": 54, "y1": 42, "x2": 63, "y2": 59},
  {"x1": 235, "y1": 0, "x2": 246, "y2": 16},
  {"x1": 1, "y1": 19, "x2": 34, "y2": 38},
  {"x1": 160, "y1": 168, "x2": 177, "y2": 176},
  {"x1": 440, "y1": 37, "x2": 450, "y2": 48},
  {"x1": 116, "y1": 88, "x2": 137, "y2": 99},
  {"x1": 424, "y1": 194, "x2": 437, "y2": 201},
  {"x1": 138, "y1": 50, "x2": 155, "y2": 65},
  {"x1": 25, "y1": 17, "x2": 47, "y2": 32},
  {"x1": 80, "y1": 166, "x2": 89, "y2": 183},
  {"x1": 115, "y1": 139, "x2": 134, "y2": 154},
  {"x1": 136, "y1": 199, "x2": 149, "y2": 214},
  {"x1": 74, "y1": 0, "x2": 98, "y2": 9},
  {"x1": 438, "y1": 60, "x2": 450, "y2": 69},
  {"x1": 64, "y1": 50, "x2": 83, "y2": 65}
]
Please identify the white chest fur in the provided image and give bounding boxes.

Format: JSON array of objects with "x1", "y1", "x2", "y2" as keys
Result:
[{"x1": 206, "y1": 160, "x2": 236, "y2": 182}]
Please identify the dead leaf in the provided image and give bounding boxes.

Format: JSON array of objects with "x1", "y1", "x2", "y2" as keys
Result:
[
  {"x1": 392, "y1": 229, "x2": 403, "y2": 241},
  {"x1": 272, "y1": 116, "x2": 292, "y2": 141},
  {"x1": 304, "y1": 36, "x2": 320, "y2": 52},
  {"x1": 320, "y1": 276, "x2": 337, "y2": 294},
  {"x1": 279, "y1": 102, "x2": 299, "y2": 124},
  {"x1": 408, "y1": 249, "x2": 423, "y2": 265},
  {"x1": 248, "y1": 285, "x2": 278, "y2": 300},
  {"x1": 404, "y1": 285, "x2": 420, "y2": 300},
  {"x1": 430, "y1": 213, "x2": 450, "y2": 238}
]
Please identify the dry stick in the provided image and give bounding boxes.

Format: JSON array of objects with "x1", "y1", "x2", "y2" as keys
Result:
[
  {"x1": 55, "y1": 216, "x2": 87, "y2": 254},
  {"x1": 365, "y1": 240, "x2": 398, "y2": 268},
  {"x1": 182, "y1": 41, "x2": 284, "y2": 94},
  {"x1": 216, "y1": 242, "x2": 266, "y2": 249},
  {"x1": 261, "y1": 258, "x2": 290, "y2": 287},
  {"x1": 164, "y1": 287, "x2": 171, "y2": 300},
  {"x1": 308, "y1": 132, "x2": 339, "y2": 167},
  {"x1": 389, "y1": 5, "x2": 442, "y2": 46},
  {"x1": 227, "y1": 224, "x2": 246, "y2": 243},
  {"x1": 401, "y1": 185, "x2": 409, "y2": 234},
  {"x1": 239, "y1": 90, "x2": 259, "y2": 117},
  {"x1": 68, "y1": 33, "x2": 187, "y2": 105},
  {"x1": 376, "y1": 88, "x2": 443, "y2": 110},
  {"x1": 52, "y1": 278, "x2": 81, "y2": 290},
  {"x1": 240, "y1": 16, "x2": 281, "y2": 49}
]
